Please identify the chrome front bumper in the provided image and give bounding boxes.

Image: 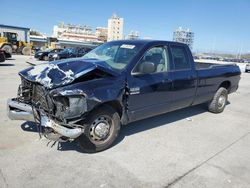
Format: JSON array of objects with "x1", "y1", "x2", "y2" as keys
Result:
[
  {"x1": 7, "y1": 98, "x2": 84, "y2": 139},
  {"x1": 7, "y1": 99, "x2": 35, "y2": 121},
  {"x1": 40, "y1": 115, "x2": 83, "y2": 139}
]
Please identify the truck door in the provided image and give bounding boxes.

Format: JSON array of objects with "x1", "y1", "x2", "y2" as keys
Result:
[
  {"x1": 169, "y1": 44, "x2": 197, "y2": 110},
  {"x1": 127, "y1": 46, "x2": 173, "y2": 122}
]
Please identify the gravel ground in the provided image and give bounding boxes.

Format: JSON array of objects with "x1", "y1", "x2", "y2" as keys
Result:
[{"x1": 0, "y1": 55, "x2": 249, "y2": 188}]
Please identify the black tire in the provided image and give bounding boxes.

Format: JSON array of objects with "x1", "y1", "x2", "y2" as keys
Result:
[
  {"x1": 78, "y1": 105, "x2": 121, "y2": 153},
  {"x1": 4, "y1": 51, "x2": 11, "y2": 59},
  {"x1": 208, "y1": 87, "x2": 228, "y2": 113}
]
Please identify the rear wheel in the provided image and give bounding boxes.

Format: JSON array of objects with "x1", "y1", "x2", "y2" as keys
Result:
[
  {"x1": 208, "y1": 87, "x2": 228, "y2": 113},
  {"x1": 78, "y1": 105, "x2": 121, "y2": 153}
]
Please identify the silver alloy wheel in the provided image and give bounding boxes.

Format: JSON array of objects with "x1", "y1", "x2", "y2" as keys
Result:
[
  {"x1": 89, "y1": 116, "x2": 111, "y2": 142},
  {"x1": 218, "y1": 94, "x2": 226, "y2": 109}
]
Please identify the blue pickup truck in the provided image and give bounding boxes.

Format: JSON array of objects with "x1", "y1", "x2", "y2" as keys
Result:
[{"x1": 7, "y1": 40, "x2": 241, "y2": 152}]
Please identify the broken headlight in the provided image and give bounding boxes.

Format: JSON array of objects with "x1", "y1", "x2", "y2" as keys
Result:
[{"x1": 53, "y1": 95, "x2": 87, "y2": 120}]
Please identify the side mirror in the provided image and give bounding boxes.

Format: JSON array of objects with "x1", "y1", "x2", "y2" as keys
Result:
[{"x1": 140, "y1": 61, "x2": 156, "y2": 74}]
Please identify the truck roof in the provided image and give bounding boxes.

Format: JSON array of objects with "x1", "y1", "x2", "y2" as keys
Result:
[{"x1": 109, "y1": 39, "x2": 186, "y2": 46}]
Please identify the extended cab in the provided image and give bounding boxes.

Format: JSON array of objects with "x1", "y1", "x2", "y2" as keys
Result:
[{"x1": 7, "y1": 40, "x2": 241, "y2": 152}]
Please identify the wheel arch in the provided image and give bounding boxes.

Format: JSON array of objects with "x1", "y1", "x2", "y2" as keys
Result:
[
  {"x1": 0, "y1": 43, "x2": 12, "y2": 49},
  {"x1": 90, "y1": 100, "x2": 123, "y2": 119},
  {"x1": 99, "y1": 100, "x2": 123, "y2": 118},
  {"x1": 218, "y1": 80, "x2": 231, "y2": 91}
]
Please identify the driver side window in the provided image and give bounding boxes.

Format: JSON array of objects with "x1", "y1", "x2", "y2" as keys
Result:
[{"x1": 134, "y1": 46, "x2": 169, "y2": 74}]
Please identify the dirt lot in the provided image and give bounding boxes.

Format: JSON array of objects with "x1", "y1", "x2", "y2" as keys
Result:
[{"x1": 0, "y1": 55, "x2": 250, "y2": 188}]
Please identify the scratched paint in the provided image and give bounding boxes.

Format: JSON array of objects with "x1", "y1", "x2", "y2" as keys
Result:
[{"x1": 27, "y1": 64, "x2": 74, "y2": 89}]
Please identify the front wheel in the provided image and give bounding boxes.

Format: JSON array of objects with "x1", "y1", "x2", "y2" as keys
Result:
[
  {"x1": 78, "y1": 105, "x2": 121, "y2": 153},
  {"x1": 208, "y1": 87, "x2": 228, "y2": 113}
]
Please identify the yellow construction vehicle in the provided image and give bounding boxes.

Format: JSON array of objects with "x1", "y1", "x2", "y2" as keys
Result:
[{"x1": 0, "y1": 32, "x2": 32, "y2": 55}]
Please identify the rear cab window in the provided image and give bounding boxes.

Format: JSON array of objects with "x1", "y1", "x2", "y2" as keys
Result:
[{"x1": 170, "y1": 45, "x2": 191, "y2": 70}]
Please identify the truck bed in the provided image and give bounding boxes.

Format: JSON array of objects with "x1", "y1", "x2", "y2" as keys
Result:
[{"x1": 195, "y1": 61, "x2": 236, "y2": 69}]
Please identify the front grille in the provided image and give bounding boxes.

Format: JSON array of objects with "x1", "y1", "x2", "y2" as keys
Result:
[
  {"x1": 18, "y1": 77, "x2": 54, "y2": 114},
  {"x1": 18, "y1": 78, "x2": 33, "y2": 104},
  {"x1": 32, "y1": 85, "x2": 51, "y2": 112}
]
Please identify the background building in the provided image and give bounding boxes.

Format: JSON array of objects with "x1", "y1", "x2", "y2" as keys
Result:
[
  {"x1": 173, "y1": 27, "x2": 194, "y2": 50},
  {"x1": 29, "y1": 29, "x2": 47, "y2": 49},
  {"x1": 107, "y1": 14, "x2": 124, "y2": 41},
  {"x1": 0, "y1": 24, "x2": 30, "y2": 42},
  {"x1": 127, "y1": 30, "x2": 139, "y2": 40},
  {"x1": 96, "y1": 27, "x2": 108, "y2": 42},
  {"x1": 53, "y1": 22, "x2": 99, "y2": 42}
]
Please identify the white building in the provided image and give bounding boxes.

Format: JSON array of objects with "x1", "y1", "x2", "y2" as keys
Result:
[
  {"x1": 96, "y1": 27, "x2": 108, "y2": 42},
  {"x1": 53, "y1": 22, "x2": 99, "y2": 42},
  {"x1": 173, "y1": 27, "x2": 194, "y2": 49},
  {"x1": 107, "y1": 14, "x2": 124, "y2": 41}
]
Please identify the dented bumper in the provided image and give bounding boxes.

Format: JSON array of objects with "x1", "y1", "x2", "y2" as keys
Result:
[
  {"x1": 40, "y1": 115, "x2": 84, "y2": 139},
  {"x1": 7, "y1": 98, "x2": 84, "y2": 139},
  {"x1": 7, "y1": 99, "x2": 34, "y2": 121}
]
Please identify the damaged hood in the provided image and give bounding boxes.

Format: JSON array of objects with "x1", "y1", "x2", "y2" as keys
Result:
[{"x1": 19, "y1": 59, "x2": 119, "y2": 89}]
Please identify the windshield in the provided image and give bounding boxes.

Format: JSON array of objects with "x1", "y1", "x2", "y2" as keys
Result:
[
  {"x1": 82, "y1": 42, "x2": 143, "y2": 70},
  {"x1": 62, "y1": 48, "x2": 74, "y2": 53},
  {"x1": 44, "y1": 49, "x2": 52, "y2": 52}
]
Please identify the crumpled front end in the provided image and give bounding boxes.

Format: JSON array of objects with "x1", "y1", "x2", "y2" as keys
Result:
[
  {"x1": 7, "y1": 59, "x2": 125, "y2": 142},
  {"x1": 7, "y1": 98, "x2": 34, "y2": 122},
  {"x1": 7, "y1": 77, "x2": 86, "y2": 141},
  {"x1": 7, "y1": 77, "x2": 35, "y2": 122}
]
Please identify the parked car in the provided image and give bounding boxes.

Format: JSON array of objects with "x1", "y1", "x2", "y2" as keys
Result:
[
  {"x1": 48, "y1": 47, "x2": 91, "y2": 61},
  {"x1": 34, "y1": 48, "x2": 63, "y2": 61},
  {"x1": 7, "y1": 40, "x2": 241, "y2": 152},
  {"x1": 0, "y1": 49, "x2": 5, "y2": 62},
  {"x1": 245, "y1": 63, "x2": 250, "y2": 72},
  {"x1": 0, "y1": 49, "x2": 11, "y2": 59},
  {"x1": 32, "y1": 46, "x2": 42, "y2": 54}
]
